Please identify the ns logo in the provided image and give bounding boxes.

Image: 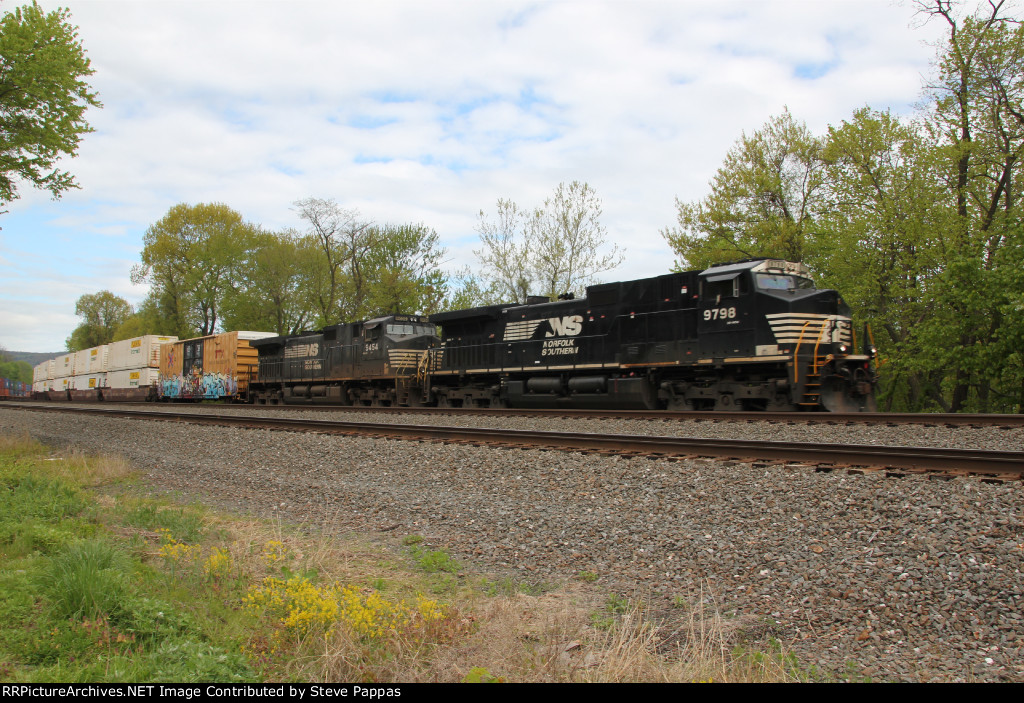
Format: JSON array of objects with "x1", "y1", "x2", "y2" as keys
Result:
[{"x1": 545, "y1": 315, "x2": 583, "y2": 337}]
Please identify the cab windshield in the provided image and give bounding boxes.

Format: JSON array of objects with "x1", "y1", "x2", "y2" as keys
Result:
[
  {"x1": 385, "y1": 323, "x2": 436, "y2": 337},
  {"x1": 755, "y1": 274, "x2": 815, "y2": 291}
]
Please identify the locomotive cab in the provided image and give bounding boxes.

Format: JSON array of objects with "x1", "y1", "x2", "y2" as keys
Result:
[{"x1": 695, "y1": 259, "x2": 876, "y2": 411}]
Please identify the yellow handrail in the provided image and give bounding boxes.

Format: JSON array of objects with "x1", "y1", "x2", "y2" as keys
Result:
[
  {"x1": 793, "y1": 319, "x2": 832, "y2": 387},
  {"x1": 811, "y1": 319, "x2": 831, "y2": 374},
  {"x1": 792, "y1": 320, "x2": 814, "y2": 386}
]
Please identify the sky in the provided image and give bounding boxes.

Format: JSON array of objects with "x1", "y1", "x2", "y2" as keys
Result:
[{"x1": 0, "y1": 0, "x2": 953, "y2": 353}]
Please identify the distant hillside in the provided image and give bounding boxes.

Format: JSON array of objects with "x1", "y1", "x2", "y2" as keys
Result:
[{"x1": 3, "y1": 351, "x2": 64, "y2": 366}]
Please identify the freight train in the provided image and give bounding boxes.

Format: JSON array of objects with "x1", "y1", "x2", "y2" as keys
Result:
[
  {"x1": 26, "y1": 259, "x2": 876, "y2": 411},
  {"x1": 249, "y1": 259, "x2": 878, "y2": 412}
]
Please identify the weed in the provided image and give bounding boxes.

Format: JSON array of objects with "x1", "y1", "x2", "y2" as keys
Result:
[
  {"x1": 407, "y1": 544, "x2": 460, "y2": 574},
  {"x1": 481, "y1": 576, "x2": 549, "y2": 597},
  {"x1": 463, "y1": 666, "x2": 505, "y2": 683},
  {"x1": 578, "y1": 570, "x2": 598, "y2": 583},
  {"x1": 123, "y1": 504, "x2": 205, "y2": 543},
  {"x1": 41, "y1": 540, "x2": 130, "y2": 621}
]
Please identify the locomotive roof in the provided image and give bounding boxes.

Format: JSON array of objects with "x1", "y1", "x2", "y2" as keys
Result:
[
  {"x1": 700, "y1": 258, "x2": 808, "y2": 277},
  {"x1": 430, "y1": 304, "x2": 509, "y2": 324}
]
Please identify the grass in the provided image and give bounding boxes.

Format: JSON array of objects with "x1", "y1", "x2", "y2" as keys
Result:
[{"x1": 0, "y1": 431, "x2": 808, "y2": 683}]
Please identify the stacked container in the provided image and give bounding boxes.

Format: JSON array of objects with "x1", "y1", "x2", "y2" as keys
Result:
[
  {"x1": 32, "y1": 362, "x2": 48, "y2": 396},
  {"x1": 104, "y1": 335, "x2": 177, "y2": 400},
  {"x1": 54, "y1": 353, "x2": 75, "y2": 379}
]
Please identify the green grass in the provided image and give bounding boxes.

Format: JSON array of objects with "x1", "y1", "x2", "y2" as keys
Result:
[
  {"x1": 0, "y1": 433, "x2": 815, "y2": 683},
  {"x1": 0, "y1": 436, "x2": 259, "y2": 683}
]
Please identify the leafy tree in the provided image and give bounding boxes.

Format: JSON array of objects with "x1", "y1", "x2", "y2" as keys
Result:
[
  {"x1": 440, "y1": 265, "x2": 502, "y2": 310},
  {"x1": 662, "y1": 110, "x2": 823, "y2": 270},
  {"x1": 361, "y1": 223, "x2": 448, "y2": 316},
  {"x1": 814, "y1": 109, "x2": 949, "y2": 410},
  {"x1": 915, "y1": 0, "x2": 1024, "y2": 411},
  {"x1": 131, "y1": 203, "x2": 259, "y2": 337},
  {"x1": 110, "y1": 296, "x2": 166, "y2": 341},
  {"x1": 65, "y1": 290, "x2": 133, "y2": 351},
  {"x1": 0, "y1": 347, "x2": 31, "y2": 383},
  {"x1": 0, "y1": 1, "x2": 100, "y2": 211},
  {"x1": 473, "y1": 198, "x2": 537, "y2": 304},
  {"x1": 662, "y1": 2, "x2": 1024, "y2": 412},
  {"x1": 474, "y1": 182, "x2": 623, "y2": 303},
  {"x1": 219, "y1": 230, "x2": 317, "y2": 335}
]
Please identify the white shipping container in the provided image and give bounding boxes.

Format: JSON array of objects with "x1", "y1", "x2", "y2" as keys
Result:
[
  {"x1": 73, "y1": 349, "x2": 92, "y2": 376},
  {"x1": 54, "y1": 354, "x2": 75, "y2": 378},
  {"x1": 107, "y1": 367, "x2": 160, "y2": 389},
  {"x1": 46, "y1": 360, "x2": 55, "y2": 380},
  {"x1": 88, "y1": 345, "x2": 109, "y2": 373},
  {"x1": 107, "y1": 335, "x2": 178, "y2": 371},
  {"x1": 32, "y1": 381, "x2": 46, "y2": 393},
  {"x1": 71, "y1": 374, "x2": 106, "y2": 390},
  {"x1": 54, "y1": 377, "x2": 72, "y2": 391},
  {"x1": 33, "y1": 362, "x2": 48, "y2": 384}
]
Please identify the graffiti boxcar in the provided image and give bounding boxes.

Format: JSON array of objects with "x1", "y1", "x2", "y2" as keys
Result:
[{"x1": 159, "y1": 331, "x2": 276, "y2": 401}]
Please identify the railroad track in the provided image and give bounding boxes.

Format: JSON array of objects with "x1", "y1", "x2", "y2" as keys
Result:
[
  {"x1": 7, "y1": 399, "x2": 1024, "y2": 427},
  {"x1": 11, "y1": 403, "x2": 1023, "y2": 479}
]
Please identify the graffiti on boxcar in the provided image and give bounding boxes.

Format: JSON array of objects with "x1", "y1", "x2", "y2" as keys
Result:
[{"x1": 160, "y1": 371, "x2": 239, "y2": 399}]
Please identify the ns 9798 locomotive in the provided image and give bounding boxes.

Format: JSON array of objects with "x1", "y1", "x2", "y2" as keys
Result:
[{"x1": 423, "y1": 259, "x2": 878, "y2": 412}]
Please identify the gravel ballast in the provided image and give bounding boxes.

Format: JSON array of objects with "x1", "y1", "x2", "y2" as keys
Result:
[{"x1": 2, "y1": 406, "x2": 1021, "y2": 682}]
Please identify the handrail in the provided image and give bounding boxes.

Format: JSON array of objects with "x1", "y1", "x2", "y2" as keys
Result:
[
  {"x1": 792, "y1": 320, "x2": 814, "y2": 386},
  {"x1": 811, "y1": 319, "x2": 832, "y2": 375}
]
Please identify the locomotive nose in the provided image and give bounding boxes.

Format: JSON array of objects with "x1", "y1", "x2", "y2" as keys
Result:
[{"x1": 804, "y1": 288, "x2": 849, "y2": 316}]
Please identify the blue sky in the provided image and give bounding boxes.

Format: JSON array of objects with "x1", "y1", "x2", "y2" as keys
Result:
[{"x1": 0, "y1": 0, "x2": 950, "y2": 352}]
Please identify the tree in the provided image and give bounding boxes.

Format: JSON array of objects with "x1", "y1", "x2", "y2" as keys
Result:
[
  {"x1": 473, "y1": 198, "x2": 536, "y2": 304},
  {"x1": 218, "y1": 230, "x2": 317, "y2": 335},
  {"x1": 915, "y1": 0, "x2": 1024, "y2": 411},
  {"x1": 0, "y1": 347, "x2": 31, "y2": 383},
  {"x1": 131, "y1": 203, "x2": 258, "y2": 337},
  {"x1": 533, "y1": 181, "x2": 623, "y2": 298},
  {"x1": 0, "y1": 1, "x2": 100, "y2": 211},
  {"x1": 65, "y1": 290, "x2": 133, "y2": 351},
  {"x1": 474, "y1": 182, "x2": 623, "y2": 303},
  {"x1": 814, "y1": 108, "x2": 949, "y2": 410},
  {"x1": 361, "y1": 223, "x2": 448, "y2": 316},
  {"x1": 111, "y1": 296, "x2": 166, "y2": 341},
  {"x1": 293, "y1": 197, "x2": 374, "y2": 325},
  {"x1": 662, "y1": 110, "x2": 823, "y2": 269}
]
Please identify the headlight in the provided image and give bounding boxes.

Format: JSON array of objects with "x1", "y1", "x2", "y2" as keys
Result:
[{"x1": 838, "y1": 344, "x2": 848, "y2": 354}]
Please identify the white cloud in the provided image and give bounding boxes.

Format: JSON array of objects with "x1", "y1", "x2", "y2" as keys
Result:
[{"x1": 0, "y1": 0, "x2": 953, "y2": 351}]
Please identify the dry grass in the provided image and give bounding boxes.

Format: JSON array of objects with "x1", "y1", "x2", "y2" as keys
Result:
[
  {"x1": 48, "y1": 448, "x2": 136, "y2": 487},
  {"x1": 307, "y1": 579, "x2": 801, "y2": 683},
  {"x1": 0, "y1": 432, "x2": 805, "y2": 683},
  {"x1": 0, "y1": 433, "x2": 136, "y2": 487},
  {"x1": 0, "y1": 431, "x2": 44, "y2": 457}
]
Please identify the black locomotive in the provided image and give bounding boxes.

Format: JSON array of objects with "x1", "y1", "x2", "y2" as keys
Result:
[
  {"x1": 247, "y1": 259, "x2": 877, "y2": 412},
  {"x1": 248, "y1": 315, "x2": 437, "y2": 406},
  {"x1": 424, "y1": 259, "x2": 877, "y2": 412}
]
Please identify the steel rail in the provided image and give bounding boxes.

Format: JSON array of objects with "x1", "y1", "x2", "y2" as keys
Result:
[
  {"x1": 12, "y1": 403, "x2": 1024, "y2": 477},
  {"x1": 9, "y1": 400, "x2": 1023, "y2": 427},
  {"x1": 248, "y1": 406, "x2": 1024, "y2": 427}
]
